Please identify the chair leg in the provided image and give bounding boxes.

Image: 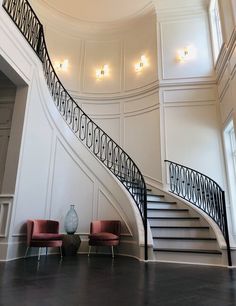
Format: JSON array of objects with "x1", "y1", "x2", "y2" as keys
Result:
[
  {"x1": 24, "y1": 246, "x2": 30, "y2": 258},
  {"x1": 88, "y1": 246, "x2": 91, "y2": 257},
  {"x1": 38, "y1": 247, "x2": 41, "y2": 261},
  {"x1": 59, "y1": 246, "x2": 63, "y2": 259},
  {"x1": 111, "y1": 246, "x2": 114, "y2": 258}
]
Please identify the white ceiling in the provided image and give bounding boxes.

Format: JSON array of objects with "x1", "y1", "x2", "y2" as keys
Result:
[{"x1": 41, "y1": 0, "x2": 152, "y2": 23}]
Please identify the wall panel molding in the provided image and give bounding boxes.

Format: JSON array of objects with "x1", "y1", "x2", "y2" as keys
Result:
[
  {"x1": 216, "y1": 28, "x2": 236, "y2": 81},
  {"x1": 71, "y1": 80, "x2": 159, "y2": 101},
  {"x1": 162, "y1": 86, "x2": 217, "y2": 105},
  {"x1": 0, "y1": 196, "x2": 13, "y2": 238},
  {"x1": 159, "y1": 14, "x2": 214, "y2": 82},
  {"x1": 81, "y1": 102, "x2": 120, "y2": 116},
  {"x1": 97, "y1": 188, "x2": 132, "y2": 236},
  {"x1": 218, "y1": 62, "x2": 231, "y2": 101}
]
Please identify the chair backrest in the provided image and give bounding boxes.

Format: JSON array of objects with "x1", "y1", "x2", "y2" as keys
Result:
[
  {"x1": 27, "y1": 219, "x2": 59, "y2": 245},
  {"x1": 90, "y1": 220, "x2": 121, "y2": 236}
]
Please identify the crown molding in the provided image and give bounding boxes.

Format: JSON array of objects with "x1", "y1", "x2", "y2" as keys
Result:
[{"x1": 70, "y1": 80, "x2": 159, "y2": 102}]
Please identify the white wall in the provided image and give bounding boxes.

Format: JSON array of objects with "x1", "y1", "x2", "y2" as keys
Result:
[
  {"x1": 214, "y1": 0, "x2": 236, "y2": 247},
  {"x1": 32, "y1": 2, "x2": 162, "y2": 188},
  {"x1": 0, "y1": 86, "x2": 15, "y2": 192},
  {"x1": 32, "y1": 0, "x2": 227, "y2": 189},
  {"x1": 154, "y1": 2, "x2": 226, "y2": 190},
  {"x1": 219, "y1": 0, "x2": 235, "y2": 43},
  {"x1": 163, "y1": 87, "x2": 224, "y2": 185},
  {"x1": 0, "y1": 5, "x2": 144, "y2": 261}
]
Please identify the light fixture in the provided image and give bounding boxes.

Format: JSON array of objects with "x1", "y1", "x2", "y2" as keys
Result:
[
  {"x1": 177, "y1": 45, "x2": 195, "y2": 63},
  {"x1": 54, "y1": 59, "x2": 69, "y2": 71},
  {"x1": 96, "y1": 64, "x2": 109, "y2": 80},
  {"x1": 135, "y1": 55, "x2": 148, "y2": 72}
]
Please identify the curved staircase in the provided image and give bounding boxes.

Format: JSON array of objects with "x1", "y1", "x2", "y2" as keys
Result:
[{"x1": 2, "y1": 0, "x2": 231, "y2": 266}]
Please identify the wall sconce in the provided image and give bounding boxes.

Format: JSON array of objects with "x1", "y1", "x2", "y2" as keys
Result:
[
  {"x1": 54, "y1": 59, "x2": 69, "y2": 71},
  {"x1": 96, "y1": 64, "x2": 109, "y2": 80},
  {"x1": 177, "y1": 46, "x2": 195, "y2": 63},
  {"x1": 135, "y1": 55, "x2": 148, "y2": 72}
]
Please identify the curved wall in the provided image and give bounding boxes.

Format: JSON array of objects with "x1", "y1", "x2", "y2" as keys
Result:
[
  {"x1": 32, "y1": 1, "x2": 163, "y2": 188},
  {"x1": 0, "y1": 3, "x2": 148, "y2": 260},
  {"x1": 32, "y1": 0, "x2": 226, "y2": 190}
]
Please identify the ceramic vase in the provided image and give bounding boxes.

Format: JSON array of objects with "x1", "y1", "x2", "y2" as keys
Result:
[{"x1": 64, "y1": 205, "x2": 78, "y2": 235}]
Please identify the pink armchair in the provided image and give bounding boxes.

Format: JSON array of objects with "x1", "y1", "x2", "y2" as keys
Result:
[
  {"x1": 88, "y1": 220, "x2": 121, "y2": 258},
  {"x1": 25, "y1": 219, "x2": 63, "y2": 260}
]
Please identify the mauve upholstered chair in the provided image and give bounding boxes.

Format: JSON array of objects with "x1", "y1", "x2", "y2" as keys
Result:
[
  {"x1": 25, "y1": 219, "x2": 63, "y2": 260},
  {"x1": 88, "y1": 220, "x2": 121, "y2": 258}
]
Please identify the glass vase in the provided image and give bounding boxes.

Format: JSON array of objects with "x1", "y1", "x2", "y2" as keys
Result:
[{"x1": 64, "y1": 205, "x2": 78, "y2": 235}]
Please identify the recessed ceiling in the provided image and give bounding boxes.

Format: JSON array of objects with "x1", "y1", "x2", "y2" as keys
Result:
[{"x1": 41, "y1": 0, "x2": 152, "y2": 23}]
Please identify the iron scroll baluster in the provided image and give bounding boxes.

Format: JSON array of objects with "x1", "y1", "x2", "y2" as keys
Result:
[
  {"x1": 165, "y1": 160, "x2": 232, "y2": 266},
  {"x1": 2, "y1": 0, "x2": 148, "y2": 260}
]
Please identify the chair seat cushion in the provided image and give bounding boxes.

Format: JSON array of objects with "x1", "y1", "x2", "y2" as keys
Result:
[
  {"x1": 89, "y1": 232, "x2": 119, "y2": 241},
  {"x1": 32, "y1": 233, "x2": 63, "y2": 241}
]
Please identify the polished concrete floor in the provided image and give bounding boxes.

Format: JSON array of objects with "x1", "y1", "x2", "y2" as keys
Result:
[{"x1": 0, "y1": 255, "x2": 236, "y2": 306}]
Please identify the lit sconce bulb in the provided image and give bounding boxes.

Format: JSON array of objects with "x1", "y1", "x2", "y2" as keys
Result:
[
  {"x1": 135, "y1": 55, "x2": 148, "y2": 72},
  {"x1": 54, "y1": 59, "x2": 69, "y2": 71},
  {"x1": 96, "y1": 64, "x2": 109, "y2": 79},
  {"x1": 177, "y1": 45, "x2": 195, "y2": 63}
]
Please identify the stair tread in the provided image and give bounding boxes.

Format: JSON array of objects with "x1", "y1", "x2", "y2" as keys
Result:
[
  {"x1": 147, "y1": 194, "x2": 165, "y2": 197},
  {"x1": 148, "y1": 216, "x2": 199, "y2": 220},
  {"x1": 147, "y1": 201, "x2": 177, "y2": 204},
  {"x1": 153, "y1": 248, "x2": 222, "y2": 255},
  {"x1": 153, "y1": 236, "x2": 216, "y2": 241},
  {"x1": 147, "y1": 208, "x2": 189, "y2": 211},
  {"x1": 150, "y1": 226, "x2": 209, "y2": 229}
]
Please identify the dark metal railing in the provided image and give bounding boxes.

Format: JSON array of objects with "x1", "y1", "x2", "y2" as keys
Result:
[
  {"x1": 165, "y1": 160, "x2": 231, "y2": 266},
  {"x1": 2, "y1": 0, "x2": 148, "y2": 259}
]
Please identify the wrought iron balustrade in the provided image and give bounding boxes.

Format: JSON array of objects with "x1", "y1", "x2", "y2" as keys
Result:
[
  {"x1": 165, "y1": 160, "x2": 231, "y2": 266},
  {"x1": 2, "y1": 0, "x2": 148, "y2": 259}
]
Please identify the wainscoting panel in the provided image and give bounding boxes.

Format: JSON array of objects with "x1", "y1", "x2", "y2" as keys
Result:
[
  {"x1": 50, "y1": 139, "x2": 94, "y2": 234},
  {"x1": 12, "y1": 78, "x2": 54, "y2": 235},
  {"x1": 159, "y1": 15, "x2": 213, "y2": 81},
  {"x1": 81, "y1": 101, "x2": 120, "y2": 116},
  {"x1": 97, "y1": 189, "x2": 131, "y2": 235},
  {"x1": 0, "y1": 197, "x2": 12, "y2": 237},
  {"x1": 124, "y1": 91, "x2": 159, "y2": 114},
  {"x1": 218, "y1": 63, "x2": 231, "y2": 99},
  {"x1": 92, "y1": 117, "x2": 121, "y2": 145},
  {"x1": 44, "y1": 26, "x2": 82, "y2": 92},
  {"x1": 83, "y1": 39, "x2": 122, "y2": 94},
  {"x1": 164, "y1": 104, "x2": 225, "y2": 186},
  {"x1": 124, "y1": 108, "x2": 162, "y2": 182},
  {"x1": 163, "y1": 87, "x2": 217, "y2": 104}
]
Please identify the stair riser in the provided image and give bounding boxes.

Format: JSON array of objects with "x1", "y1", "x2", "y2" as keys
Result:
[
  {"x1": 152, "y1": 251, "x2": 223, "y2": 265},
  {"x1": 150, "y1": 228, "x2": 213, "y2": 238},
  {"x1": 147, "y1": 210, "x2": 190, "y2": 218},
  {"x1": 147, "y1": 195, "x2": 165, "y2": 202},
  {"x1": 153, "y1": 240, "x2": 219, "y2": 250},
  {"x1": 148, "y1": 219, "x2": 201, "y2": 227},
  {"x1": 147, "y1": 203, "x2": 177, "y2": 209}
]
